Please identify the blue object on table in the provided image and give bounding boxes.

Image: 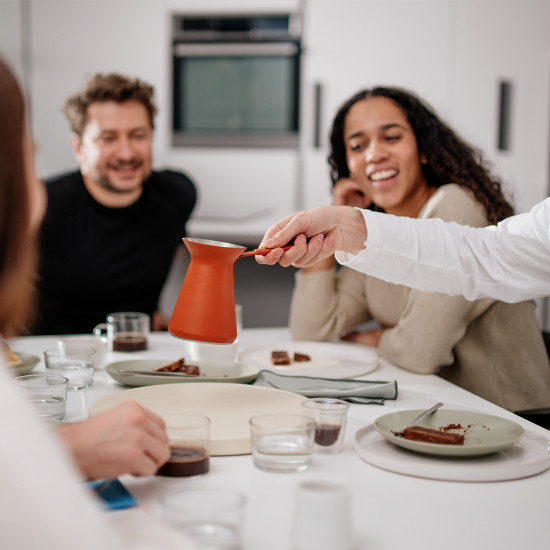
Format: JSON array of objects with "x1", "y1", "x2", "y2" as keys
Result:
[{"x1": 87, "y1": 479, "x2": 137, "y2": 510}]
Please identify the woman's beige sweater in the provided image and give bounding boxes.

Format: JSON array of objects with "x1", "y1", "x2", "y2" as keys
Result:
[{"x1": 290, "y1": 184, "x2": 550, "y2": 411}]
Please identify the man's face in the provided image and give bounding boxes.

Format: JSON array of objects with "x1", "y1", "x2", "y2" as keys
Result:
[{"x1": 73, "y1": 100, "x2": 153, "y2": 203}]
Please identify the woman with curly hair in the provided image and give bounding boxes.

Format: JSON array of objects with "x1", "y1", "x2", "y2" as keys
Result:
[{"x1": 288, "y1": 86, "x2": 550, "y2": 412}]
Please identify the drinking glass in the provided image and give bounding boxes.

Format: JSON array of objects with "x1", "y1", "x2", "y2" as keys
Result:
[
  {"x1": 301, "y1": 398, "x2": 350, "y2": 453},
  {"x1": 249, "y1": 414, "x2": 315, "y2": 473},
  {"x1": 44, "y1": 348, "x2": 95, "y2": 390},
  {"x1": 156, "y1": 414, "x2": 210, "y2": 478},
  {"x1": 13, "y1": 374, "x2": 68, "y2": 420},
  {"x1": 94, "y1": 311, "x2": 150, "y2": 352},
  {"x1": 159, "y1": 488, "x2": 246, "y2": 550}
]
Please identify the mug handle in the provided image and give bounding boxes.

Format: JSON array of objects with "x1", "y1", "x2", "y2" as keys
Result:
[{"x1": 93, "y1": 323, "x2": 109, "y2": 344}]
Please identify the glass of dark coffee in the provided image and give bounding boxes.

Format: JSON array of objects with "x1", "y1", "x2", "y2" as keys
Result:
[
  {"x1": 93, "y1": 312, "x2": 150, "y2": 352},
  {"x1": 156, "y1": 414, "x2": 211, "y2": 478},
  {"x1": 301, "y1": 398, "x2": 350, "y2": 454}
]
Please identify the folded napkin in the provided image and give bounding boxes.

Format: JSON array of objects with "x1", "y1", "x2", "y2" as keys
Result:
[{"x1": 253, "y1": 370, "x2": 398, "y2": 404}]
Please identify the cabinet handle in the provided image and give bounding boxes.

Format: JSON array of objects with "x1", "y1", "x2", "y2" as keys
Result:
[
  {"x1": 497, "y1": 80, "x2": 512, "y2": 151},
  {"x1": 313, "y1": 83, "x2": 323, "y2": 149}
]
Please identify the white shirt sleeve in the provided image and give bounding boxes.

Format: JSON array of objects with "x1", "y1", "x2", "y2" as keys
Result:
[{"x1": 336, "y1": 198, "x2": 550, "y2": 303}]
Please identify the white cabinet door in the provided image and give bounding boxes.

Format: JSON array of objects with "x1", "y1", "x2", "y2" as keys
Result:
[
  {"x1": 300, "y1": 0, "x2": 454, "y2": 210},
  {"x1": 451, "y1": 0, "x2": 550, "y2": 213}
]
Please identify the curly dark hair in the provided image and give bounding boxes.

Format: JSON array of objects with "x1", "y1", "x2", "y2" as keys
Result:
[
  {"x1": 63, "y1": 73, "x2": 157, "y2": 136},
  {"x1": 328, "y1": 87, "x2": 514, "y2": 223}
]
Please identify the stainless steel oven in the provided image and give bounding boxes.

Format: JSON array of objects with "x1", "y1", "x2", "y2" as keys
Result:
[{"x1": 171, "y1": 13, "x2": 301, "y2": 148}]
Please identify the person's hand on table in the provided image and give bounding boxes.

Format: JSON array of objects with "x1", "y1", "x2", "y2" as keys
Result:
[
  {"x1": 256, "y1": 205, "x2": 368, "y2": 268},
  {"x1": 55, "y1": 401, "x2": 170, "y2": 480},
  {"x1": 340, "y1": 327, "x2": 388, "y2": 348},
  {"x1": 152, "y1": 309, "x2": 170, "y2": 331}
]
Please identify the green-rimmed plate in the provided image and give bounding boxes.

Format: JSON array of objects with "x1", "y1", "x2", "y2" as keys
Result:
[
  {"x1": 374, "y1": 408, "x2": 524, "y2": 457},
  {"x1": 106, "y1": 359, "x2": 259, "y2": 387}
]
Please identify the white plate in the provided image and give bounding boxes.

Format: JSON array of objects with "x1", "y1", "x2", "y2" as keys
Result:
[
  {"x1": 9, "y1": 352, "x2": 41, "y2": 376},
  {"x1": 90, "y1": 383, "x2": 306, "y2": 456},
  {"x1": 374, "y1": 409, "x2": 525, "y2": 457},
  {"x1": 239, "y1": 341, "x2": 378, "y2": 379},
  {"x1": 354, "y1": 424, "x2": 550, "y2": 482},
  {"x1": 106, "y1": 359, "x2": 259, "y2": 387}
]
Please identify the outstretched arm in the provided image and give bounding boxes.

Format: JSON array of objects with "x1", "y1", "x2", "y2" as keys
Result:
[
  {"x1": 341, "y1": 202, "x2": 550, "y2": 303},
  {"x1": 257, "y1": 198, "x2": 550, "y2": 303}
]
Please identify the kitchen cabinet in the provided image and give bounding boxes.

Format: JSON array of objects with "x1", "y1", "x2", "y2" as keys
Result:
[{"x1": 451, "y1": 0, "x2": 550, "y2": 213}]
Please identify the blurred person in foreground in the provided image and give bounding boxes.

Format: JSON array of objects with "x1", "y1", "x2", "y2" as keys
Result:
[
  {"x1": 0, "y1": 57, "x2": 196, "y2": 550},
  {"x1": 32, "y1": 72, "x2": 196, "y2": 335},
  {"x1": 283, "y1": 87, "x2": 550, "y2": 413}
]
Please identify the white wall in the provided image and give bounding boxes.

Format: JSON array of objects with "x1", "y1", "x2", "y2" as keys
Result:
[{"x1": 0, "y1": 0, "x2": 24, "y2": 81}]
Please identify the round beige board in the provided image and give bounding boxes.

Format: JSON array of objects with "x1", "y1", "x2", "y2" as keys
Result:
[{"x1": 89, "y1": 383, "x2": 306, "y2": 456}]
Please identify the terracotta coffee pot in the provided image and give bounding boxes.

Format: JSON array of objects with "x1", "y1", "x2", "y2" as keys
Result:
[{"x1": 169, "y1": 238, "x2": 290, "y2": 344}]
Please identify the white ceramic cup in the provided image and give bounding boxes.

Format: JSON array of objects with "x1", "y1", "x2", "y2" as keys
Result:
[
  {"x1": 292, "y1": 480, "x2": 355, "y2": 550},
  {"x1": 183, "y1": 304, "x2": 242, "y2": 365}
]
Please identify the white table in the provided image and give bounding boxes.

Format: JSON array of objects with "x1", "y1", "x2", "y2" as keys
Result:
[{"x1": 10, "y1": 329, "x2": 550, "y2": 550}]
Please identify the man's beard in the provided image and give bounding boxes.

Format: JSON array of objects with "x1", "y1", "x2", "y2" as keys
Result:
[
  {"x1": 97, "y1": 176, "x2": 146, "y2": 194},
  {"x1": 95, "y1": 161, "x2": 150, "y2": 194}
]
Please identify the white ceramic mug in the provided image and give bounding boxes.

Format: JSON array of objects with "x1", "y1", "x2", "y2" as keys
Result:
[{"x1": 292, "y1": 480, "x2": 355, "y2": 550}]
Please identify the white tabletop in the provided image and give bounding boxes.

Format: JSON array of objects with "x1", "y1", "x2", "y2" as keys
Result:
[{"x1": 10, "y1": 329, "x2": 550, "y2": 550}]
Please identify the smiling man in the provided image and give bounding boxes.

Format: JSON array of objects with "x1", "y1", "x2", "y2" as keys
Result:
[{"x1": 32, "y1": 73, "x2": 197, "y2": 335}]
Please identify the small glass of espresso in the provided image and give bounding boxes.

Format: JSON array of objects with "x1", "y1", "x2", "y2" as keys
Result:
[
  {"x1": 301, "y1": 398, "x2": 350, "y2": 454},
  {"x1": 156, "y1": 414, "x2": 210, "y2": 478}
]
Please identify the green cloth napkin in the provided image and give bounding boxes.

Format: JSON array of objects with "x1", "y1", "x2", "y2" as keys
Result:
[{"x1": 253, "y1": 370, "x2": 398, "y2": 404}]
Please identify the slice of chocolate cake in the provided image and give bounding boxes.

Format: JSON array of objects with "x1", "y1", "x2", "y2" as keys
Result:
[
  {"x1": 156, "y1": 358, "x2": 200, "y2": 375},
  {"x1": 156, "y1": 358, "x2": 186, "y2": 372},
  {"x1": 293, "y1": 352, "x2": 311, "y2": 362},
  {"x1": 400, "y1": 426, "x2": 464, "y2": 445},
  {"x1": 271, "y1": 350, "x2": 291, "y2": 365}
]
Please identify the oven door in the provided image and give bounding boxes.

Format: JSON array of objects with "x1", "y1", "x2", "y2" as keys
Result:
[{"x1": 172, "y1": 41, "x2": 300, "y2": 148}]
